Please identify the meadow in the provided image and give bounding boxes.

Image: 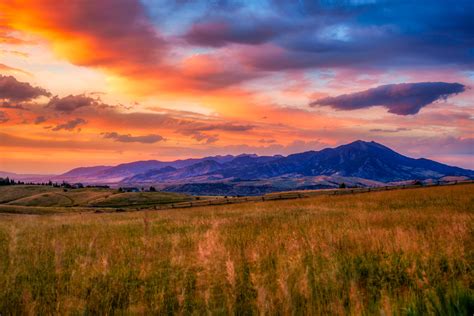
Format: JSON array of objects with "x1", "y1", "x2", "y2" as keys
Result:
[
  {"x1": 0, "y1": 184, "x2": 473, "y2": 314},
  {"x1": 0, "y1": 185, "x2": 192, "y2": 214}
]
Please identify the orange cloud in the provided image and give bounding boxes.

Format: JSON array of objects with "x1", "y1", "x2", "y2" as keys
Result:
[
  {"x1": 1, "y1": 0, "x2": 257, "y2": 99},
  {"x1": 0, "y1": 63, "x2": 31, "y2": 76},
  {"x1": 2, "y1": 0, "x2": 165, "y2": 70}
]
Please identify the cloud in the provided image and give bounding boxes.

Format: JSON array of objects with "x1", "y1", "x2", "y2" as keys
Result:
[
  {"x1": 180, "y1": 53, "x2": 260, "y2": 90},
  {"x1": 3, "y1": 0, "x2": 474, "y2": 97},
  {"x1": 1, "y1": 0, "x2": 166, "y2": 77},
  {"x1": 311, "y1": 82, "x2": 466, "y2": 115},
  {"x1": 234, "y1": 1, "x2": 474, "y2": 72},
  {"x1": 52, "y1": 118, "x2": 86, "y2": 131},
  {"x1": 102, "y1": 132, "x2": 164, "y2": 144},
  {"x1": 0, "y1": 26, "x2": 31, "y2": 45},
  {"x1": 181, "y1": 131, "x2": 219, "y2": 144},
  {"x1": 192, "y1": 123, "x2": 254, "y2": 132},
  {"x1": 0, "y1": 111, "x2": 9, "y2": 123},
  {"x1": 259, "y1": 139, "x2": 276, "y2": 144},
  {"x1": 184, "y1": 19, "x2": 284, "y2": 47},
  {"x1": 204, "y1": 135, "x2": 219, "y2": 144},
  {"x1": 0, "y1": 75, "x2": 50, "y2": 102},
  {"x1": 0, "y1": 63, "x2": 31, "y2": 76},
  {"x1": 1, "y1": 1, "x2": 262, "y2": 94},
  {"x1": 369, "y1": 128, "x2": 410, "y2": 133},
  {"x1": 0, "y1": 102, "x2": 25, "y2": 110},
  {"x1": 0, "y1": 50, "x2": 29, "y2": 58},
  {"x1": 47, "y1": 94, "x2": 98, "y2": 113},
  {"x1": 178, "y1": 123, "x2": 253, "y2": 143},
  {"x1": 34, "y1": 116, "x2": 46, "y2": 124}
]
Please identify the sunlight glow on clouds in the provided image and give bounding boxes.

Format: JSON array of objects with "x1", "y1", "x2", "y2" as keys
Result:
[{"x1": 0, "y1": 0, "x2": 473, "y2": 172}]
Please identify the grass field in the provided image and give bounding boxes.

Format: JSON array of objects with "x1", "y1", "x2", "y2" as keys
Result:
[
  {"x1": 0, "y1": 185, "x2": 192, "y2": 214},
  {"x1": 0, "y1": 184, "x2": 473, "y2": 314}
]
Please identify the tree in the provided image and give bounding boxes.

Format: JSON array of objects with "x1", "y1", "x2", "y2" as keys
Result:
[
  {"x1": 0, "y1": 177, "x2": 11, "y2": 186},
  {"x1": 339, "y1": 182, "x2": 346, "y2": 189},
  {"x1": 149, "y1": 186, "x2": 156, "y2": 192}
]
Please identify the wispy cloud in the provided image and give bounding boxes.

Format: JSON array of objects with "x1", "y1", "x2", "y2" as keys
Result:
[
  {"x1": 102, "y1": 132, "x2": 164, "y2": 144},
  {"x1": 34, "y1": 116, "x2": 46, "y2": 124},
  {"x1": 52, "y1": 118, "x2": 86, "y2": 131},
  {"x1": 369, "y1": 128, "x2": 410, "y2": 133}
]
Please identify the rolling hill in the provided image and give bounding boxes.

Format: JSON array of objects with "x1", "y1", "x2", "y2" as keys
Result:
[{"x1": 0, "y1": 185, "x2": 192, "y2": 213}]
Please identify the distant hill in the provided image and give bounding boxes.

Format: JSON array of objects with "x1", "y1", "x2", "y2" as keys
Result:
[
  {"x1": 3, "y1": 140, "x2": 473, "y2": 195},
  {"x1": 0, "y1": 171, "x2": 55, "y2": 183}
]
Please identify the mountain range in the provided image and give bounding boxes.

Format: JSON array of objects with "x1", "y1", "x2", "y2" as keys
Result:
[{"x1": 3, "y1": 140, "x2": 473, "y2": 195}]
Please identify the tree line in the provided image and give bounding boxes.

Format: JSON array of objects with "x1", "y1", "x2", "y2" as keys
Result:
[{"x1": 0, "y1": 178, "x2": 109, "y2": 189}]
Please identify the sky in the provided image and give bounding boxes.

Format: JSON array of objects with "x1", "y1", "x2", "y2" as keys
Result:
[{"x1": 0, "y1": 0, "x2": 473, "y2": 174}]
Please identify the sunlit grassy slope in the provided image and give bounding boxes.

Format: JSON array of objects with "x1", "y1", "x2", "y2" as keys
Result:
[
  {"x1": 0, "y1": 184, "x2": 473, "y2": 314},
  {"x1": 90, "y1": 191, "x2": 190, "y2": 207},
  {"x1": 0, "y1": 185, "x2": 191, "y2": 213},
  {"x1": 0, "y1": 185, "x2": 57, "y2": 204}
]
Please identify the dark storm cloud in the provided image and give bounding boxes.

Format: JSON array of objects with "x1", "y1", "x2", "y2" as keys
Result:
[
  {"x1": 52, "y1": 118, "x2": 86, "y2": 131},
  {"x1": 102, "y1": 132, "x2": 164, "y2": 144},
  {"x1": 311, "y1": 82, "x2": 466, "y2": 115},
  {"x1": 0, "y1": 75, "x2": 51, "y2": 102}
]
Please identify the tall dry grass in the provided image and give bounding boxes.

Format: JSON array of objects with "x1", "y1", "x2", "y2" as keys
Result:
[{"x1": 0, "y1": 184, "x2": 473, "y2": 314}]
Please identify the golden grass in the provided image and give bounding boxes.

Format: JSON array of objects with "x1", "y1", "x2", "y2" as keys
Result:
[
  {"x1": 0, "y1": 185, "x2": 191, "y2": 213},
  {"x1": 90, "y1": 191, "x2": 191, "y2": 208},
  {"x1": 0, "y1": 185, "x2": 57, "y2": 203},
  {"x1": 0, "y1": 184, "x2": 473, "y2": 314}
]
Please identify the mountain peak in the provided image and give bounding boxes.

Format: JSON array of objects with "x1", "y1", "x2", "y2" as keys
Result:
[
  {"x1": 347, "y1": 139, "x2": 376, "y2": 146},
  {"x1": 47, "y1": 140, "x2": 473, "y2": 186},
  {"x1": 340, "y1": 140, "x2": 391, "y2": 151}
]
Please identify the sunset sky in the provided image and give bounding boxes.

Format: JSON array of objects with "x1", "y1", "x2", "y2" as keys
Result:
[{"x1": 0, "y1": 0, "x2": 473, "y2": 174}]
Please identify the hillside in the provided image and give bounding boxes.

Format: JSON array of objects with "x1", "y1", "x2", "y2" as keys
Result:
[
  {"x1": 0, "y1": 185, "x2": 192, "y2": 214},
  {"x1": 3, "y1": 141, "x2": 473, "y2": 196},
  {"x1": 0, "y1": 184, "x2": 472, "y2": 314}
]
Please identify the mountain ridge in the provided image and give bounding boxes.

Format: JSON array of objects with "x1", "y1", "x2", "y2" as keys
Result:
[{"x1": 2, "y1": 140, "x2": 472, "y2": 195}]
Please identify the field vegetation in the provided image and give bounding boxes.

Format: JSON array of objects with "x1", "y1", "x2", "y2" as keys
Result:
[
  {"x1": 0, "y1": 185, "x2": 192, "y2": 214},
  {"x1": 0, "y1": 184, "x2": 473, "y2": 314}
]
